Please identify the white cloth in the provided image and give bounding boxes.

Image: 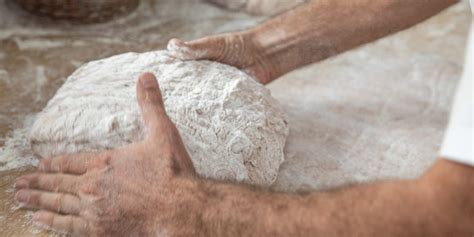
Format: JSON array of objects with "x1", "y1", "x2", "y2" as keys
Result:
[{"x1": 439, "y1": 8, "x2": 473, "y2": 166}]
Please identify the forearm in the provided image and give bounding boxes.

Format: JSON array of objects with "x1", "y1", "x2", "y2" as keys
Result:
[
  {"x1": 198, "y1": 179, "x2": 425, "y2": 236},
  {"x1": 248, "y1": 0, "x2": 458, "y2": 80},
  {"x1": 196, "y1": 160, "x2": 474, "y2": 237}
]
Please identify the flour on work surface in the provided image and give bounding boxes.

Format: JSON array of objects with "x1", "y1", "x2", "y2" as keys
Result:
[
  {"x1": 29, "y1": 51, "x2": 289, "y2": 186},
  {"x1": 0, "y1": 116, "x2": 37, "y2": 171}
]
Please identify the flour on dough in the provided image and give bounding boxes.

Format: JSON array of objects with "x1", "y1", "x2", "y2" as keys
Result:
[{"x1": 29, "y1": 51, "x2": 289, "y2": 186}]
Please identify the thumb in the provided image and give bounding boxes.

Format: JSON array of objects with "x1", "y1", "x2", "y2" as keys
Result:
[{"x1": 136, "y1": 72, "x2": 168, "y2": 138}]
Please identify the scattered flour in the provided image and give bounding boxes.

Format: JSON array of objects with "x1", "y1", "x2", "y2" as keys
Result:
[
  {"x1": 0, "y1": 116, "x2": 38, "y2": 171},
  {"x1": 29, "y1": 51, "x2": 289, "y2": 186}
]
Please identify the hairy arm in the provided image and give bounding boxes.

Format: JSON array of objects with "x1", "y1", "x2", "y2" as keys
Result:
[
  {"x1": 189, "y1": 159, "x2": 474, "y2": 237},
  {"x1": 250, "y1": 0, "x2": 459, "y2": 80},
  {"x1": 169, "y1": 0, "x2": 459, "y2": 83}
]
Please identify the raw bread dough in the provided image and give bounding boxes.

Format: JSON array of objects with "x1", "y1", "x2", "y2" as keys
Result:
[{"x1": 29, "y1": 51, "x2": 289, "y2": 186}]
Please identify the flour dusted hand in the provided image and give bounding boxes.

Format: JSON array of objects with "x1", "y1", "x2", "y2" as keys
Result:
[
  {"x1": 167, "y1": 34, "x2": 277, "y2": 84},
  {"x1": 29, "y1": 51, "x2": 289, "y2": 186},
  {"x1": 16, "y1": 74, "x2": 200, "y2": 236}
]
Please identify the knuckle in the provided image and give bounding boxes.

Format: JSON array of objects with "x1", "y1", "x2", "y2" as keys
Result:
[
  {"x1": 52, "y1": 176, "x2": 62, "y2": 191},
  {"x1": 51, "y1": 156, "x2": 65, "y2": 172},
  {"x1": 29, "y1": 192, "x2": 41, "y2": 205},
  {"x1": 78, "y1": 182, "x2": 99, "y2": 195},
  {"x1": 89, "y1": 153, "x2": 111, "y2": 170},
  {"x1": 52, "y1": 194, "x2": 64, "y2": 211},
  {"x1": 38, "y1": 159, "x2": 51, "y2": 171},
  {"x1": 26, "y1": 174, "x2": 40, "y2": 187},
  {"x1": 39, "y1": 211, "x2": 54, "y2": 226},
  {"x1": 69, "y1": 178, "x2": 79, "y2": 192},
  {"x1": 80, "y1": 178, "x2": 108, "y2": 198},
  {"x1": 60, "y1": 157, "x2": 72, "y2": 172},
  {"x1": 80, "y1": 208, "x2": 95, "y2": 220},
  {"x1": 99, "y1": 153, "x2": 112, "y2": 165}
]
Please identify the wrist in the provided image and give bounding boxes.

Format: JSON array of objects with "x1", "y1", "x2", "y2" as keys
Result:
[
  {"x1": 196, "y1": 179, "x2": 274, "y2": 236},
  {"x1": 196, "y1": 178, "x2": 303, "y2": 237},
  {"x1": 243, "y1": 28, "x2": 287, "y2": 84},
  {"x1": 247, "y1": 14, "x2": 321, "y2": 82},
  {"x1": 147, "y1": 177, "x2": 206, "y2": 236}
]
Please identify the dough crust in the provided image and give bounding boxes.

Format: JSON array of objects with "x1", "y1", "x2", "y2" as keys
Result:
[{"x1": 30, "y1": 51, "x2": 289, "y2": 186}]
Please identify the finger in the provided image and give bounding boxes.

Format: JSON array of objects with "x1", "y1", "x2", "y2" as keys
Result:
[
  {"x1": 167, "y1": 36, "x2": 227, "y2": 61},
  {"x1": 136, "y1": 72, "x2": 170, "y2": 138},
  {"x1": 38, "y1": 152, "x2": 109, "y2": 174},
  {"x1": 16, "y1": 189, "x2": 81, "y2": 215},
  {"x1": 15, "y1": 173, "x2": 79, "y2": 194},
  {"x1": 33, "y1": 210, "x2": 89, "y2": 236}
]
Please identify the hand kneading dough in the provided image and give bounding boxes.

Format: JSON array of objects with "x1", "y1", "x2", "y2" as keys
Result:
[{"x1": 29, "y1": 51, "x2": 289, "y2": 186}]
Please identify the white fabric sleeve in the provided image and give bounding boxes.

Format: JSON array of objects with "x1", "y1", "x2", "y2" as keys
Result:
[{"x1": 439, "y1": 22, "x2": 473, "y2": 166}]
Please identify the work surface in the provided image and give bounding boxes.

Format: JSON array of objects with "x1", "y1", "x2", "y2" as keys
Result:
[{"x1": 0, "y1": 0, "x2": 471, "y2": 235}]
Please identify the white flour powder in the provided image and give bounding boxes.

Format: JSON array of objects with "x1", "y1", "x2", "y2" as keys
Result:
[{"x1": 29, "y1": 51, "x2": 289, "y2": 186}]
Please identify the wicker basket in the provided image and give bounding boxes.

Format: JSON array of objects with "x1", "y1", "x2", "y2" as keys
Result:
[{"x1": 15, "y1": 0, "x2": 139, "y2": 23}]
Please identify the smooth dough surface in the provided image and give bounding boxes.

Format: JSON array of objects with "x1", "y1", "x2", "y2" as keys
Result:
[{"x1": 29, "y1": 51, "x2": 289, "y2": 186}]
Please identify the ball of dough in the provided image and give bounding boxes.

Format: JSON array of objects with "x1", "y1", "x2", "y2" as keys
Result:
[{"x1": 29, "y1": 51, "x2": 289, "y2": 186}]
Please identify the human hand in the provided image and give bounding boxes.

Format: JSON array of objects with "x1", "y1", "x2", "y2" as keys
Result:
[
  {"x1": 167, "y1": 32, "x2": 278, "y2": 84},
  {"x1": 15, "y1": 73, "x2": 201, "y2": 236}
]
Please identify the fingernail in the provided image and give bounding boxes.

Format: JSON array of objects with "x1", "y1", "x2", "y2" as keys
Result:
[
  {"x1": 15, "y1": 179, "x2": 28, "y2": 189},
  {"x1": 140, "y1": 73, "x2": 157, "y2": 88},
  {"x1": 15, "y1": 190, "x2": 28, "y2": 203}
]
